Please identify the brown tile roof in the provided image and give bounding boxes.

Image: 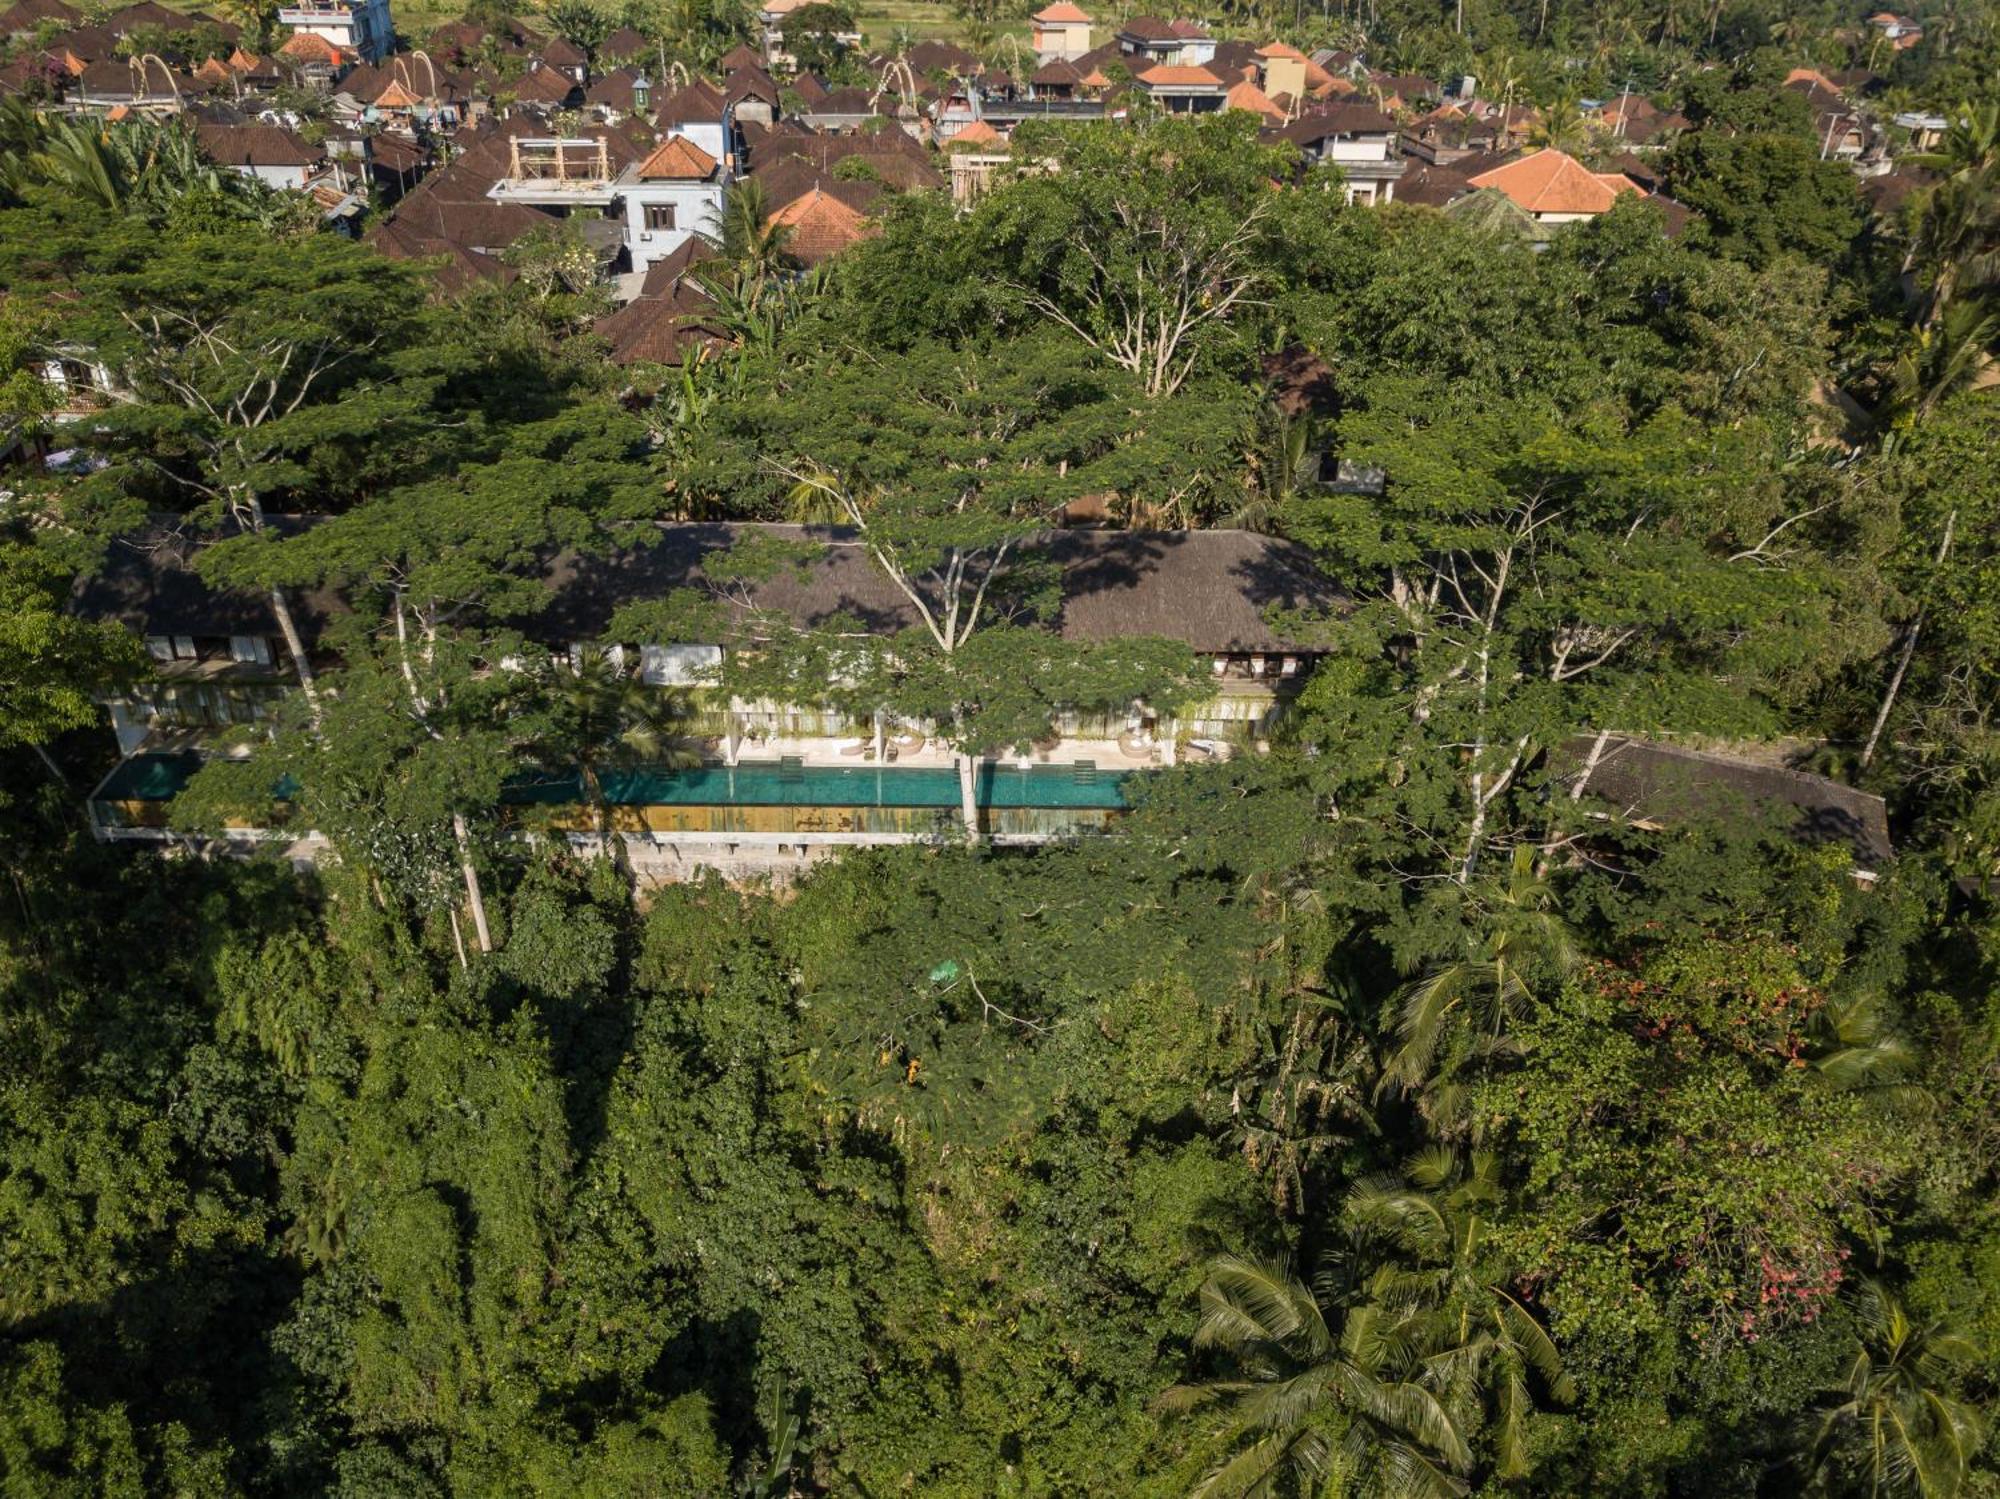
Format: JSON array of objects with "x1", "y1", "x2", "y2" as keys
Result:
[
  {"x1": 105, "y1": 0, "x2": 190, "y2": 32},
  {"x1": 635, "y1": 132, "x2": 717, "y2": 179},
  {"x1": 653, "y1": 77, "x2": 725, "y2": 124},
  {"x1": 595, "y1": 288, "x2": 727, "y2": 366},
  {"x1": 509, "y1": 64, "x2": 577, "y2": 103},
  {"x1": 537, "y1": 35, "x2": 586, "y2": 66},
  {"x1": 750, "y1": 157, "x2": 879, "y2": 214},
  {"x1": 277, "y1": 31, "x2": 347, "y2": 64},
  {"x1": 0, "y1": 0, "x2": 78, "y2": 29},
  {"x1": 598, "y1": 25, "x2": 648, "y2": 58},
  {"x1": 807, "y1": 84, "x2": 877, "y2": 114},
  {"x1": 1136, "y1": 62, "x2": 1219, "y2": 87},
  {"x1": 767, "y1": 185, "x2": 870, "y2": 265},
  {"x1": 1282, "y1": 101, "x2": 1395, "y2": 138},
  {"x1": 385, "y1": 189, "x2": 554, "y2": 253},
  {"x1": 724, "y1": 64, "x2": 779, "y2": 107},
  {"x1": 749, "y1": 130, "x2": 943, "y2": 191},
  {"x1": 367, "y1": 219, "x2": 518, "y2": 292},
  {"x1": 950, "y1": 117, "x2": 1003, "y2": 146},
  {"x1": 900, "y1": 38, "x2": 978, "y2": 72},
  {"x1": 194, "y1": 121, "x2": 320, "y2": 167},
  {"x1": 1466, "y1": 148, "x2": 1640, "y2": 216},
  {"x1": 584, "y1": 65, "x2": 642, "y2": 111},
  {"x1": 1393, "y1": 158, "x2": 1480, "y2": 206},
  {"x1": 1118, "y1": 15, "x2": 1179, "y2": 38},
  {"x1": 1223, "y1": 78, "x2": 1284, "y2": 120},
  {"x1": 637, "y1": 235, "x2": 717, "y2": 294}
]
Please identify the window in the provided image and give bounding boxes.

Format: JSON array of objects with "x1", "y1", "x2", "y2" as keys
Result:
[
  {"x1": 146, "y1": 635, "x2": 175, "y2": 662},
  {"x1": 229, "y1": 635, "x2": 273, "y2": 666},
  {"x1": 644, "y1": 203, "x2": 677, "y2": 231}
]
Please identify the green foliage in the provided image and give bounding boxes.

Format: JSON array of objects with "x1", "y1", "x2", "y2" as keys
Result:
[{"x1": 4, "y1": 63, "x2": 2000, "y2": 1499}]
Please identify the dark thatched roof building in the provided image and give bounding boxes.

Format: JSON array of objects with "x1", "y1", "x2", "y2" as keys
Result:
[{"x1": 1550, "y1": 734, "x2": 1893, "y2": 874}]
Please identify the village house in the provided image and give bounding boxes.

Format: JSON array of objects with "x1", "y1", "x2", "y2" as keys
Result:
[
  {"x1": 193, "y1": 120, "x2": 323, "y2": 189},
  {"x1": 1134, "y1": 62, "x2": 1225, "y2": 114},
  {"x1": 277, "y1": 0, "x2": 392, "y2": 64},
  {"x1": 1116, "y1": 15, "x2": 1214, "y2": 68},
  {"x1": 1866, "y1": 10, "x2": 1923, "y2": 49},
  {"x1": 1464, "y1": 148, "x2": 1643, "y2": 224},
  {"x1": 1030, "y1": 1, "x2": 1093, "y2": 62},
  {"x1": 1278, "y1": 103, "x2": 1403, "y2": 202},
  {"x1": 619, "y1": 133, "x2": 727, "y2": 272}
]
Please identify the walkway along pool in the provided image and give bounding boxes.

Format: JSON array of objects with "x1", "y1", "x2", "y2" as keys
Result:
[{"x1": 90, "y1": 753, "x2": 1137, "y2": 843}]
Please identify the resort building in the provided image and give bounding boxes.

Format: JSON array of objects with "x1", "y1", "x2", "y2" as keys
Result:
[{"x1": 74, "y1": 523, "x2": 1344, "y2": 878}]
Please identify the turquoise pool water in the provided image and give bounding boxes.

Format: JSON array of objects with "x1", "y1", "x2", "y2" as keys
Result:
[
  {"x1": 97, "y1": 753, "x2": 1133, "y2": 810},
  {"x1": 520, "y1": 761, "x2": 1132, "y2": 809}
]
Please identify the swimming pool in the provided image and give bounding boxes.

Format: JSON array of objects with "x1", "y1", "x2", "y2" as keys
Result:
[
  {"x1": 94, "y1": 753, "x2": 1134, "y2": 811},
  {"x1": 514, "y1": 761, "x2": 1132, "y2": 809}
]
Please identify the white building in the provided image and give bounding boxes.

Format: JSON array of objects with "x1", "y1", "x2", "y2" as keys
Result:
[
  {"x1": 619, "y1": 134, "x2": 726, "y2": 272},
  {"x1": 277, "y1": 0, "x2": 393, "y2": 64},
  {"x1": 1029, "y1": 1, "x2": 1093, "y2": 62}
]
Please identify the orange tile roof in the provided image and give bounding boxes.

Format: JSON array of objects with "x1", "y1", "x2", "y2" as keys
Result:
[
  {"x1": 950, "y1": 117, "x2": 1003, "y2": 145},
  {"x1": 1257, "y1": 41, "x2": 1306, "y2": 58},
  {"x1": 1223, "y1": 78, "x2": 1285, "y2": 120},
  {"x1": 278, "y1": 31, "x2": 343, "y2": 62},
  {"x1": 1032, "y1": 1, "x2": 1092, "y2": 20},
  {"x1": 372, "y1": 78, "x2": 420, "y2": 108},
  {"x1": 1137, "y1": 62, "x2": 1220, "y2": 87},
  {"x1": 636, "y1": 133, "x2": 718, "y2": 180},
  {"x1": 766, "y1": 186, "x2": 870, "y2": 265},
  {"x1": 1466, "y1": 148, "x2": 1641, "y2": 216}
]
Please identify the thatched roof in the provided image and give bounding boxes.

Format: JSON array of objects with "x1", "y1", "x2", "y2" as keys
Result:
[
  {"x1": 537, "y1": 524, "x2": 1345, "y2": 652},
  {"x1": 71, "y1": 517, "x2": 346, "y2": 640},
  {"x1": 74, "y1": 522, "x2": 1348, "y2": 659},
  {"x1": 1551, "y1": 734, "x2": 1893, "y2": 871}
]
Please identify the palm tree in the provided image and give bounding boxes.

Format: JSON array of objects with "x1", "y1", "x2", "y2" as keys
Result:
[
  {"x1": 530, "y1": 645, "x2": 702, "y2": 840},
  {"x1": 1527, "y1": 88, "x2": 1592, "y2": 156},
  {"x1": 700, "y1": 175, "x2": 792, "y2": 274},
  {"x1": 1896, "y1": 160, "x2": 2000, "y2": 331},
  {"x1": 1803, "y1": 1283, "x2": 1986, "y2": 1497},
  {"x1": 1158, "y1": 1255, "x2": 1474, "y2": 1498},
  {"x1": 1345, "y1": 1148, "x2": 1575, "y2": 1479},
  {"x1": 1379, "y1": 846, "x2": 1577, "y2": 1136},
  {"x1": 1233, "y1": 410, "x2": 1319, "y2": 533}
]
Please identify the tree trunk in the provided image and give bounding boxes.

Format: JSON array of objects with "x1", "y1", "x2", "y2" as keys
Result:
[
  {"x1": 1861, "y1": 508, "x2": 1957, "y2": 769},
  {"x1": 31, "y1": 742, "x2": 69, "y2": 790},
  {"x1": 268, "y1": 584, "x2": 324, "y2": 730},
  {"x1": 1568, "y1": 728, "x2": 1611, "y2": 801},
  {"x1": 453, "y1": 811, "x2": 493, "y2": 953},
  {"x1": 957, "y1": 753, "x2": 981, "y2": 844}
]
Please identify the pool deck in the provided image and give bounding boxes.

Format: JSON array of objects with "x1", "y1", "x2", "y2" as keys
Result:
[{"x1": 721, "y1": 734, "x2": 1185, "y2": 772}]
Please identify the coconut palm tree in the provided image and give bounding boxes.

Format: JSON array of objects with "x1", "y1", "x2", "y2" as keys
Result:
[
  {"x1": 1158, "y1": 1255, "x2": 1474, "y2": 1499},
  {"x1": 1803, "y1": 1283, "x2": 1987, "y2": 1497},
  {"x1": 1378, "y1": 846, "x2": 1578, "y2": 1137},
  {"x1": 529, "y1": 644, "x2": 703, "y2": 840},
  {"x1": 1896, "y1": 159, "x2": 2000, "y2": 331},
  {"x1": 1345, "y1": 1148, "x2": 1575, "y2": 1479}
]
